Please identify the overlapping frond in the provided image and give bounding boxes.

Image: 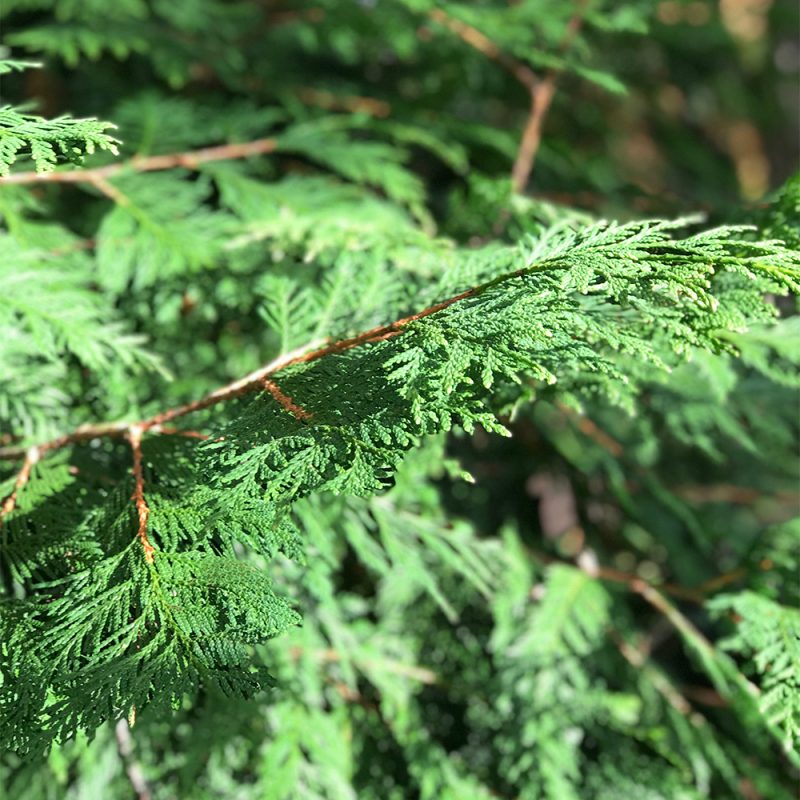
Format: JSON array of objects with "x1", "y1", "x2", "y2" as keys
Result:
[{"x1": 0, "y1": 2, "x2": 797, "y2": 794}]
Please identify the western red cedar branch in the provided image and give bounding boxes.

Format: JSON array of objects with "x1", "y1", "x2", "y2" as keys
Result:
[
  {"x1": 0, "y1": 8, "x2": 582, "y2": 199},
  {"x1": 0, "y1": 270, "x2": 524, "y2": 462},
  {"x1": 0, "y1": 7, "x2": 580, "y2": 196}
]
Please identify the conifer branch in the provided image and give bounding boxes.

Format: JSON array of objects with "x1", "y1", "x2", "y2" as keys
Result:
[
  {"x1": 0, "y1": 138, "x2": 278, "y2": 185},
  {"x1": 127, "y1": 426, "x2": 155, "y2": 565},
  {"x1": 0, "y1": 277, "x2": 509, "y2": 462},
  {"x1": 570, "y1": 546, "x2": 800, "y2": 765},
  {"x1": 1, "y1": 2, "x2": 796, "y2": 785},
  {"x1": 625, "y1": 573, "x2": 800, "y2": 768},
  {"x1": 626, "y1": 572, "x2": 800, "y2": 770},
  {"x1": 0, "y1": 274, "x2": 516, "y2": 530}
]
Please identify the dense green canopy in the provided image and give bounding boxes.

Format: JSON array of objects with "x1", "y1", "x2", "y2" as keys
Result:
[{"x1": 0, "y1": 1, "x2": 798, "y2": 797}]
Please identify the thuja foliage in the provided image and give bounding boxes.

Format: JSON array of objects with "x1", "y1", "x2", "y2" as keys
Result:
[
  {"x1": 0, "y1": 60, "x2": 118, "y2": 176},
  {"x1": 0, "y1": 1, "x2": 798, "y2": 797}
]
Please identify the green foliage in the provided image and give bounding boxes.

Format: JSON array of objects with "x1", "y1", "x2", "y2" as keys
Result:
[
  {"x1": 0, "y1": 61, "x2": 118, "y2": 176},
  {"x1": 0, "y1": 0, "x2": 798, "y2": 797},
  {"x1": 0, "y1": 228, "x2": 163, "y2": 437},
  {"x1": 710, "y1": 592, "x2": 800, "y2": 752}
]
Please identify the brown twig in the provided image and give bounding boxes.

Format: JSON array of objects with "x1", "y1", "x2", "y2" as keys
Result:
[
  {"x1": 674, "y1": 484, "x2": 799, "y2": 506},
  {"x1": 288, "y1": 646, "x2": 437, "y2": 684},
  {"x1": 115, "y1": 717, "x2": 152, "y2": 800},
  {"x1": 596, "y1": 564, "x2": 704, "y2": 604},
  {"x1": 0, "y1": 277, "x2": 503, "y2": 463},
  {"x1": 89, "y1": 175, "x2": 131, "y2": 205},
  {"x1": 262, "y1": 379, "x2": 314, "y2": 421},
  {"x1": 527, "y1": 545, "x2": 706, "y2": 604},
  {"x1": 693, "y1": 566, "x2": 751, "y2": 594},
  {"x1": 611, "y1": 629, "x2": 694, "y2": 715},
  {"x1": 556, "y1": 401, "x2": 623, "y2": 457},
  {"x1": 680, "y1": 685, "x2": 729, "y2": 708},
  {"x1": 144, "y1": 341, "x2": 325, "y2": 430},
  {"x1": 127, "y1": 426, "x2": 155, "y2": 565},
  {"x1": 1, "y1": 421, "x2": 133, "y2": 461},
  {"x1": 627, "y1": 576, "x2": 736, "y2": 668},
  {"x1": 296, "y1": 87, "x2": 391, "y2": 118},
  {"x1": 152, "y1": 426, "x2": 211, "y2": 441},
  {"x1": 511, "y1": 78, "x2": 558, "y2": 194},
  {"x1": 0, "y1": 138, "x2": 278, "y2": 186},
  {"x1": 268, "y1": 7, "x2": 325, "y2": 26},
  {"x1": 427, "y1": 8, "x2": 538, "y2": 91},
  {"x1": 528, "y1": 543, "x2": 777, "y2": 608},
  {"x1": 48, "y1": 237, "x2": 97, "y2": 256},
  {"x1": 426, "y1": 5, "x2": 585, "y2": 194},
  {"x1": 510, "y1": 7, "x2": 586, "y2": 193},
  {"x1": 0, "y1": 446, "x2": 40, "y2": 522}
]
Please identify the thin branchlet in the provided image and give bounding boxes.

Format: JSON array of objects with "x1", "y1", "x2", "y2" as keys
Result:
[
  {"x1": 127, "y1": 426, "x2": 154, "y2": 565},
  {"x1": 0, "y1": 446, "x2": 40, "y2": 523},
  {"x1": 0, "y1": 277, "x2": 511, "y2": 464},
  {"x1": 0, "y1": 138, "x2": 278, "y2": 185}
]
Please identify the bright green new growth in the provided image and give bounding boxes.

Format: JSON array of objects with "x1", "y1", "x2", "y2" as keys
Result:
[
  {"x1": 710, "y1": 590, "x2": 800, "y2": 751},
  {"x1": 0, "y1": 61, "x2": 118, "y2": 176}
]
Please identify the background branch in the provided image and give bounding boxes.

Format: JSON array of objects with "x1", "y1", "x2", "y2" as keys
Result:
[
  {"x1": 127, "y1": 426, "x2": 155, "y2": 565},
  {"x1": 427, "y1": 8, "x2": 538, "y2": 91},
  {"x1": 0, "y1": 446, "x2": 40, "y2": 523},
  {"x1": 0, "y1": 275, "x2": 509, "y2": 462},
  {"x1": 0, "y1": 137, "x2": 278, "y2": 185},
  {"x1": 511, "y1": 6, "x2": 587, "y2": 193},
  {"x1": 115, "y1": 718, "x2": 152, "y2": 800}
]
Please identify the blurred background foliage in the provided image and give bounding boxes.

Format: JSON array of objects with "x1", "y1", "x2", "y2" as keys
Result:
[
  {"x1": 0, "y1": 0, "x2": 798, "y2": 798},
  {"x1": 2, "y1": 0, "x2": 797, "y2": 215}
]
